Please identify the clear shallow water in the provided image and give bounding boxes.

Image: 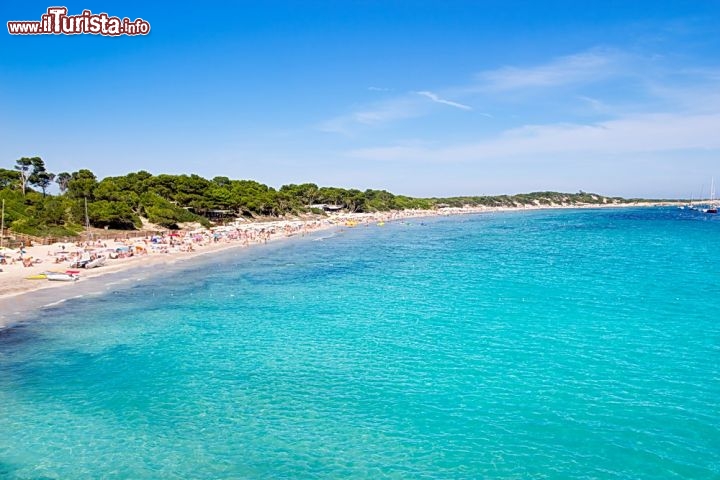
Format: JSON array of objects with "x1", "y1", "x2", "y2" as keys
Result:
[{"x1": 1, "y1": 208, "x2": 719, "y2": 479}]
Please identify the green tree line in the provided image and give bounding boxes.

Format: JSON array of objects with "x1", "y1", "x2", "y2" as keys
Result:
[{"x1": 0, "y1": 157, "x2": 622, "y2": 237}]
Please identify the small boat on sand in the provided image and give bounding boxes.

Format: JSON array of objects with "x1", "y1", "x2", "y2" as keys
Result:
[
  {"x1": 84, "y1": 256, "x2": 106, "y2": 269},
  {"x1": 71, "y1": 255, "x2": 107, "y2": 269},
  {"x1": 45, "y1": 272, "x2": 79, "y2": 282}
]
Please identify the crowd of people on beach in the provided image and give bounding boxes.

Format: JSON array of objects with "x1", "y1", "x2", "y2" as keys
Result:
[{"x1": 0, "y1": 209, "x2": 437, "y2": 279}]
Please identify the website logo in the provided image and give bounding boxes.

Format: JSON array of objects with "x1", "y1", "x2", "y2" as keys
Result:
[{"x1": 7, "y1": 7, "x2": 150, "y2": 36}]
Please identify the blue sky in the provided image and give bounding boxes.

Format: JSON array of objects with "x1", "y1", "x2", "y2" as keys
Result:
[{"x1": 1, "y1": 1, "x2": 719, "y2": 198}]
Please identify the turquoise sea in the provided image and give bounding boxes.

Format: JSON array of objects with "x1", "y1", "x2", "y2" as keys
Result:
[{"x1": 0, "y1": 207, "x2": 718, "y2": 479}]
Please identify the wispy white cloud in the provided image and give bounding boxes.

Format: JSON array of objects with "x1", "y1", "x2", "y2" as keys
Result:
[
  {"x1": 348, "y1": 113, "x2": 720, "y2": 163},
  {"x1": 576, "y1": 95, "x2": 613, "y2": 114},
  {"x1": 320, "y1": 49, "x2": 631, "y2": 134},
  {"x1": 644, "y1": 81, "x2": 720, "y2": 113},
  {"x1": 319, "y1": 89, "x2": 483, "y2": 134},
  {"x1": 473, "y1": 49, "x2": 628, "y2": 92},
  {"x1": 414, "y1": 90, "x2": 472, "y2": 110},
  {"x1": 321, "y1": 47, "x2": 720, "y2": 141},
  {"x1": 318, "y1": 96, "x2": 425, "y2": 134}
]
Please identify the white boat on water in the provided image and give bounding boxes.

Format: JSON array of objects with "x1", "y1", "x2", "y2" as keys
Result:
[{"x1": 702, "y1": 178, "x2": 718, "y2": 214}]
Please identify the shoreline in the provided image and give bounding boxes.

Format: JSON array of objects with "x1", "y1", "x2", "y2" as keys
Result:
[{"x1": 0, "y1": 202, "x2": 669, "y2": 328}]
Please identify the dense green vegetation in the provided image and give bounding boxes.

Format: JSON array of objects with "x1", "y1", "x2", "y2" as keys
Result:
[
  {"x1": 429, "y1": 191, "x2": 625, "y2": 208},
  {"x1": 0, "y1": 157, "x2": 625, "y2": 238}
]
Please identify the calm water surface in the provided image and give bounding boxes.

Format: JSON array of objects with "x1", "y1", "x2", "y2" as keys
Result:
[{"x1": 1, "y1": 208, "x2": 718, "y2": 479}]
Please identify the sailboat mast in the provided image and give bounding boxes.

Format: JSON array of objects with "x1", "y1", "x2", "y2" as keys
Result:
[{"x1": 712, "y1": 177, "x2": 716, "y2": 203}]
